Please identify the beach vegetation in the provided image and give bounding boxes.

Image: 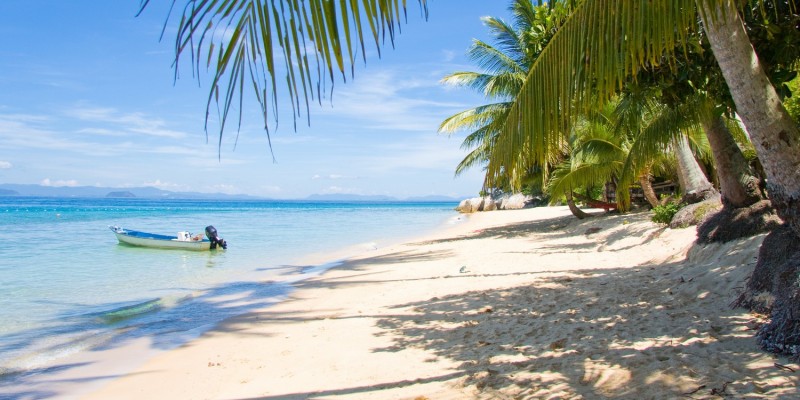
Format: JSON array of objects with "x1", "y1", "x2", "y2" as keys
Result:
[
  {"x1": 784, "y1": 78, "x2": 800, "y2": 122},
  {"x1": 651, "y1": 202, "x2": 683, "y2": 225},
  {"x1": 486, "y1": 0, "x2": 800, "y2": 234},
  {"x1": 486, "y1": 0, "x2": 800, "y2": 358}
]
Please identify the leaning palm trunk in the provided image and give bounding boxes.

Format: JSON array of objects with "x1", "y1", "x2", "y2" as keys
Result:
[
  {"x1": 699, "y1": 0, "x2": 800, "y2": 236},
  {"x1": 700, "y1": 115, "x2": 762, "y2": 208},
  {"x1": 639, "y1": 174, "x2": 660, "y2": 208},
  {"x1": 674, "y1": 135, "x2": 717, "y2": 204},
  {"x1": 565, "y1": 191, "x2": 589, "y2": 219}
]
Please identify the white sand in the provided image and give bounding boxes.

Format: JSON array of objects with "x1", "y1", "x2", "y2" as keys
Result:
[{"x1": 39, "y1": 207, "x2": 800, "y2": 398}]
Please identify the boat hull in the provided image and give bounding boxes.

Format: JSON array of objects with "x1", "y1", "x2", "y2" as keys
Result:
[{"x1": 110, "y1": 227, "x2": 212, "y2": 251}]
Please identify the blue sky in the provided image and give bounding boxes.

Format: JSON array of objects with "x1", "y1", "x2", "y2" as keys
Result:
[{"x1": 0, "y1": 1, "x2": 512, "y2": 199}]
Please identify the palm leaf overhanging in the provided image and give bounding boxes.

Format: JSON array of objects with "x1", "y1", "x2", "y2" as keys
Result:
[
  {"x1": 139, "y1": 0, "x2": 428, "y2": 157},
  {"x1": 488, "y1": 0, "x2": 704, "y2": 189}
]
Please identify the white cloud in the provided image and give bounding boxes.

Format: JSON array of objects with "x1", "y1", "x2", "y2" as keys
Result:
[
  {"x1": 0, "y1": 112, "x2": 183, "y2": 157},
  {"x1": 41, "y1": 178, "x2": 79, "y2": 187},
  {"x1": 75, "y1": 127, "x2": 127, "y2": 137},
  {"x1": 308, "y1": 68, "x2": 475, "y2": 133},
  {"x1": 68, "y1": 106, "x2": 188, "y2": 139},
  {"x1": 312, "y1": 174, "x2": 348, "y2": 180},
  {"x1": 0, "y1": 161, "x2": 11, "y2": 169},
  {"x1": 142, "y1": 179, "x2": 188, "y2": 191}
]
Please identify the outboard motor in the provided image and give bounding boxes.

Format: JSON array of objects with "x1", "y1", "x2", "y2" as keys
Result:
[{"x1": 205, "y1": 225, "x2": 228, "y2": 249}]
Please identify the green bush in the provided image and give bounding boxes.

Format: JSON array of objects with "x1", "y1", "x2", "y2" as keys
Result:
[{"x1": 651, "y1": 202, "x2": 682, "y2": 224}]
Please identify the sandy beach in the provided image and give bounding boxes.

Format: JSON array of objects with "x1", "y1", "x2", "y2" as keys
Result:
[{"x1": 64, "y1": 206, "x2": 800, "y2": 398}]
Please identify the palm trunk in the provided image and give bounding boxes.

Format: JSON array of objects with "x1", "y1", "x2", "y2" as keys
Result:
[
  {"x1": 699, "y1": 0, "x2": 800, "y2": 236},
  {"x1": 639, "y1": 174, "x2": 660, "y2": 208},
  {"x1": 565, "y1": 191, "x2": 589, "y2": 219},
  {"x1": 674, "y1": 134, "x2": 716, "y2": 204},
  {"x1": 701, "y1": 115, "x2": 762, "y2": 208}
]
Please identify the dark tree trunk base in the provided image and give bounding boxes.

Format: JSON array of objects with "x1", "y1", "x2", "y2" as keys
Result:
[
  {"x1": 767, "y1": 182, "x2": 800, "y2": 238},
  {"x1": 697, "y1": 200, "x2": 782, "y2": 244},
  {"x1": 733, "y1": 224, "x2": 800, "y2": 359}
]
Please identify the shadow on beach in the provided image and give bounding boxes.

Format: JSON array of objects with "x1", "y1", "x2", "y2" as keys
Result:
[
  {"x1": 4, "y1": 210, "x2": 798, "y2": 399},
  {"x1": 0, "y1": 279, "x2": 292, "y2": 399}
]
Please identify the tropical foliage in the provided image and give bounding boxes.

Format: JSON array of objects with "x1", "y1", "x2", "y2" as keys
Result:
[
  {"x1": 651, "y1": 201, "x2": 683, "y2": 224},
  {"x1": 139, "y1": 0, "x2": 428, "y2": 155},
  {"x1": 487, "y1": 1, "x2": 799, "y2": 225},
  {"x1": 438, "y1": 0, "x2": 569, "y2": 188}
]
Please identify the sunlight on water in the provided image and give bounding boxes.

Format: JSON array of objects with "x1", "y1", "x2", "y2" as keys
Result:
[{"x1": 0, "y1": 197, "x2": 458, "y2": 376}]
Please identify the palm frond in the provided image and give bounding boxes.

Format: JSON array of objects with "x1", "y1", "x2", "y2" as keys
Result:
[
  {"x1": 438, "y1": 103, "x2": 512, "y2": 134},
  {"x1": 481, "y1": 16, "x2": 525, "y2": 67},
  {"x1": 140, "y1": 0, "x2": 427, "y2": 157},
  {"x1": 546, "y1": 159, "x2": 622, "y2": 202},
  {"x1": 440, "y1": 72, "x2": 497, "y2": 95},
  {"x1": 468, "y1": 39, "x2": 527, "y2": 77},
  {"x1": 488, "y1": 0, "x2": 698, "y2": 188},
  {"x1": 440, "y1": 71, "x2": 525, "y2": 100},
  {"x1": 455, "y1": 144, "x2": 492, "y2": 177}
]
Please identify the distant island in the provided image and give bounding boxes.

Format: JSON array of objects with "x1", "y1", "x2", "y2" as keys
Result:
[
  {"x1": 0, "y1": 183, "x2": 261, "y2": 200},
  {"x1": 0, "y1": 183, "x2": 463, "y2": 202},
  {"x1": 106, "y1": 191, "x2": 136, "y2": 198}
]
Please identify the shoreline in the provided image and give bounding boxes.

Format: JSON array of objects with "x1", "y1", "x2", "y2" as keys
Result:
[
  {"x1": 10, "y1": 206, "x2": 800, "y2": 399},
  {"x1": 0, "y1": 207, "x2": 464, "y2": 399}
]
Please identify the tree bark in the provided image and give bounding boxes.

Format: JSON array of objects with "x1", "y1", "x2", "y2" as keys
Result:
[
  {"x1": 639, "y1": 174, "x2": 660, "y2": 208},
  {"x1": 674, "y1": 134, "x2": 717, "y2": 204},
  {"x1": 699, "y1": 0, "x2": 800, "y2": 236},
  {"x1": 566, "y1": 191, "x2": 589, "y2": 219},
  {"x1": 701, "y1": 115, "x2": 763, "y2": 208}
]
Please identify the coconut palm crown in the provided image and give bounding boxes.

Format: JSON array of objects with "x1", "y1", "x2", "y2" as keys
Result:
[{"x1": 438, "y1": 0, "x2": 570, "y2": 190}]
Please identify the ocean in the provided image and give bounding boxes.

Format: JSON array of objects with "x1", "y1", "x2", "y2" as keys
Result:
[{"x1": 0, "y1": 197, "x2": 461, "y2": 382}]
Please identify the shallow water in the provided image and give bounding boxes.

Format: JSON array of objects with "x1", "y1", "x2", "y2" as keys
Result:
[{"x1": 0, "y1": 197, "x2": 459, "y2": 378}]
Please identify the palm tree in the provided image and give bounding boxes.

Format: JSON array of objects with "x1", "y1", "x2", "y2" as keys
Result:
[
  {"x1": 612, "y1": 85, "x2": 718, "y2": 208},
  {"x1": 698, "y1": 0, "x2": 800, "y2": 225},
  {"x1": 438, "y1": 0, "x2": 569, "y2": 189},
  {"x1": 489, "y1": 0, "x2": 800, "y2": 237},
  {"x1": 550, "y1": 96, "x2": 713, "y2": 216},
  {"x1": 629, "y1": 31, "x2": 764, "y2": 209},
  {"x1": 547, "y1": 103, "x2": 628, "y2": 218},
  {"x1": 700, "y1": 113, "x2": 763, "y2": 207}
]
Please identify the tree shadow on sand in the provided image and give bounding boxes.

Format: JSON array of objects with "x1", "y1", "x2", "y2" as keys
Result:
[
  {"x1": 5, "y1": 211, "x2": 796, "y2": 399},
  {"x1": 0, "y1": 278, "x2": 294, "y2": 398},
  {"x1": 413, "y1": 214, "x2": 581, "y2": 244},
  {"x1": 372, "y1": 259, "x2": 798, "y2": 398}
]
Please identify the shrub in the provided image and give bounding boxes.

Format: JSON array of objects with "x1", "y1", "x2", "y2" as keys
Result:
[{"x1": 651, "y1": 202, "x2": 682, "y2": 224}]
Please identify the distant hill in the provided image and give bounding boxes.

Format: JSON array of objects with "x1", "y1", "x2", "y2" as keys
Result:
[
  {"x1": 0, "y1": 184, "x2": 261, "y2": 200},
  {"x1": 0, "y1": 183, "x2": 466, "y2": 202},
  {"x1": 305, "y1": 193, "x2": 460, "y2": 202},
  {"x1": 106, "y1": 191, "x2": 136, "y2": 198}
]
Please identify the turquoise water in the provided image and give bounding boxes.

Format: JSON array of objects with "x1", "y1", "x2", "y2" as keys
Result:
[{"x1": 0, "y1": 197, "x2": 459, "y2": 378}]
